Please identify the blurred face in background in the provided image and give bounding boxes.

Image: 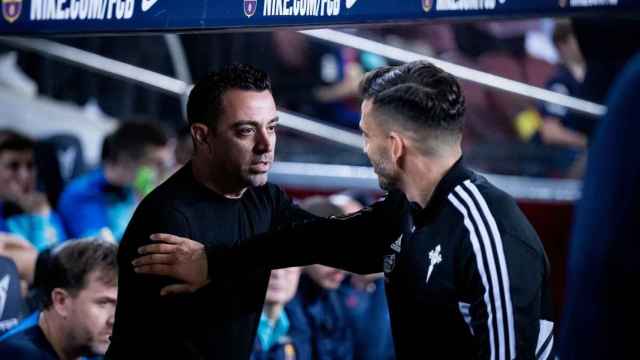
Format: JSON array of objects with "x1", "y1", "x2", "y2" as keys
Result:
[
  {"x1": 265, "y1": 267, "x2": 301, "y2": 306},
  {"x1": 305, "y1": 264, "x2": 346, "y2": 290},
  {"x1": 111, "y1": 144, "x2": 174, "y2": 193},
  {"x1": 0, "y1": 149, "x2": 36, "y2": 200}
]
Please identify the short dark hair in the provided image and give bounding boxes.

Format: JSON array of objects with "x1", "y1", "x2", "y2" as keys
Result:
[
  {"x1": 187, "y1": 64, "x2": 272, "y2": 129},
  {"x1": 553, "y1": 20, "x2": 574, "y2": 47},
  {"x1": 102, "y1": 120, "x2": 169, "y2": 163},
  {"x1": 0, "y1": 130, "x2": 35, "y2": 155},
  {"x1": 41, "y1": 238, "x2": 118, "y2": 309},
  {"x1": 359, "y1": 61, "x2": 466, "y2": 141}
]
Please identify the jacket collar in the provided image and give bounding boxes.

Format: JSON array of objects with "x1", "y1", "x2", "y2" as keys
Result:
[{"x1": 411, "y1": 156, "x2": 475, "y2": 226}]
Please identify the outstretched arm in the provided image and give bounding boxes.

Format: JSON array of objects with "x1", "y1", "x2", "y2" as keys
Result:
[{"x1": 133, "y1": 190, "x2": 411, "y2": 294}]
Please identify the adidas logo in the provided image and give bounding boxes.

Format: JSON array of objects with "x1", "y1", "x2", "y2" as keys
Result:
[{"x1": 391, "y1": 234, "x2": 402, "y2": 253}]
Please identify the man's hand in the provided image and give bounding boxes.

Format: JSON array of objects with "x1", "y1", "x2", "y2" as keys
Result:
[
  {"x1": 132, "y1": 233, "x2": 210, "y2": 296},
  {"x1": 0, "y1": 232, "x2": 37, "y2": 284}
]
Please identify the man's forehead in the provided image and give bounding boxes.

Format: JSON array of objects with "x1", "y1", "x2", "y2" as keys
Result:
[
  {"x1": 82, "y1": 270, "x2": 117, "y2": 289},
  {"x1": 0, "y1": 149, "x2": 33, "y2": 157},
  {"x1": 361, "y1": 98, "x2": 374, "y2": 113},
  {"x1": 221, "y1": 89, "x2": 277, "y2": 124}
]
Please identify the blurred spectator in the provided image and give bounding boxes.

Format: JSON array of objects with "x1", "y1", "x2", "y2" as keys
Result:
[
  {"x1": 293, "y1": 196, "x2": 354, "y2": 360},
  {"x1": 537, "y1": 20, "x2": 587, "y2": 150},
  {"x1": 0, "y1": 233, "x2": 37, "y2": 292},
  {"x1": 252, "y1": 267, "x2": 310, "y2": 360},
  {"x1": 0, "y1": 255, "x2": 24, "y2": 336},
  {"x1": 271, "y1": 31, "x2": 386, "y2": 129},
  {"x1": 330, "y1": 193, "x2": 395, "y2": 360},
  {"x1": 532, "y1": 20, "x2": 588, "y2": 177},
  {"x1": 0, "y1": 130, "x2": 67, "y2": 252},
  {"x1": 34, "y1": 134, "x2": 86, "y2": 208},
  {"x1": 0, "y1": 238, "x2": 118, "y2": 359},
  {"x1": 58, "y1": 121, "x2": 172, "y2": 242},
  {"x1": 174, "y1": 125, "x2": 194, "y2": 168},
  {"x1": 567, "y1": 18, "x2": 640, "y2": 141}
]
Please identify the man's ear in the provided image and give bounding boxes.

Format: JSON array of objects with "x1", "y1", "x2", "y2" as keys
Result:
[
  {"x1": 190, "y1": 124, "x2": 210, "y2": 147},
  {"x1": 51, "y1": 288, "x2": 72, "y2": 318},
  {"x1": 388, "y1": 131, "x2": 407, "y2": 164}
]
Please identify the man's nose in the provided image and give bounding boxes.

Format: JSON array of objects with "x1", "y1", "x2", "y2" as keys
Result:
[
  {"x1": 16, "y1": 166, "x2": 32, "y2": 183},
  {"x1": 254, "y1": 129, "x2": 274, "y2": 154}
]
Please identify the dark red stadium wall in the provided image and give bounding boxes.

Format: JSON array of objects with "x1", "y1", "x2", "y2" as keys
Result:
[{"x1": 517, "y1": 200, "x2": 573, "y2": 320}]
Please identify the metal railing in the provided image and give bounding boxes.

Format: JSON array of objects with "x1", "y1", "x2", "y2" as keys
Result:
[
  {"x1": 0, "y1": 36, "x2": 363, "y2": 150},
  {"x1": 0, "y1": 35, "x2": 581, "y2": 201},
  {"x1": 301, "y1": 29, "x2": 606, "y2": 117}
]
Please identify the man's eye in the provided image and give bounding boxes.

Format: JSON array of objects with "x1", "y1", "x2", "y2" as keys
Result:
[
  {"x1": 238, "y1": 127, "x2": 254, "y2": 136},
  {"x1": 267, "y1": 125, "x2": 278, "y2": 132}
]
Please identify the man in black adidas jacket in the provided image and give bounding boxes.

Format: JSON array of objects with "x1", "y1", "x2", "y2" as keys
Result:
[{"x1": 134, "y1": 61, "x2": 554, "y2": 359}]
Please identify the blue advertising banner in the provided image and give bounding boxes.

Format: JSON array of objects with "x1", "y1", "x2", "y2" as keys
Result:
[{"x1": 0, "y1": 0, "x2": 638, "y2": 35}]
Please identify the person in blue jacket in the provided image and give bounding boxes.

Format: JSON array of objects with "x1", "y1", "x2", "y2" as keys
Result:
[
  {"x1": 0, "y1": 130, "x2": 66, "y2": 252},
  {"x1": 252, "y1": 267, "x2": 311, "y2": 360},
  {"x1": 58, "y1": 121, "x2": 172, "y2": 242}
]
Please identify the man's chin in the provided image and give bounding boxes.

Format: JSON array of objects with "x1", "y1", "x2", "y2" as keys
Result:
[
  {"x1": 378, "y1": 180, "x2": 392, "y2": 191},
  {"x1": 247, "y1": 173, "x2": 269, "y2": 187},
  {"x1": 89, "y1": 341, "x2": 110, "y2": 356}
]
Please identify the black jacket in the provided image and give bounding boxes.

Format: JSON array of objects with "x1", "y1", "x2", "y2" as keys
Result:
[
  {"x1": 231, "y1": 158, "x2": 554, "y2": 360},
  {"x1": 106, "y1": 163, "x2": 408, "y2": 360},
  {"x1": 384, "y1": 159, "x2": 554, "y2": 359}
]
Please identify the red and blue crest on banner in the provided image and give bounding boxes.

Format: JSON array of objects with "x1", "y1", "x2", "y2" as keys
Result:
[
  {"x1": 2, "y1": 0, "x2": 21, "y2": 23},
  {"x1": 422, "y1": 0, "x2": 432, "y2": 13},
  {"x1": 244, "y1": 0, "x2": 257, "y2": 17}
]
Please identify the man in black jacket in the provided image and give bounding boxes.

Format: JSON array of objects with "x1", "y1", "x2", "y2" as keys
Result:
[
  {"x1": 135, "y1": 61, "x2": 554, "y2": 359},
  {"x1": 106, "y1": 64, "x2": 408, "y2": 359}
]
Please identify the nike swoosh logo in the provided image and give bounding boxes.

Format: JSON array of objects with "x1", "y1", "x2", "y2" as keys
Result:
[
  {"x1": 346, "y1": 0, "x2": 358, "y2": 9},
  {"x1": 141, "y1": 0, "x2": 159, "y2": 12}
]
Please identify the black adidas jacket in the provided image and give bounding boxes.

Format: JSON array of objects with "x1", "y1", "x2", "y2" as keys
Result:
[
  {"x1": 383, "y1": 158, "x2": 555, "y2": 360},
  {"x1": 213, "y1": 158, "x2": 554, "y2": 360}
]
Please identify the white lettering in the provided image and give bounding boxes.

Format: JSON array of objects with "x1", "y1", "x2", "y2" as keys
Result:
[
  {"x1": 320, "y1": 0, "x2": 327, "y2": 15},
  {"x1": 299, "y1": 0, "x2": 306, "y2": 15},
  {"x1": 307, "y1": 0, "x2": 316, "y2": 15},
  {"x1": 88, "y1": 0, "x2": 100, "y2": 19},
  {"x1": 106, "y1": 0, "x2": 116, "y2": 19},
  {"x1": 69, "y1": 0, "x2": 79, "y2": 19},
  {"x1": 264, "y1": 0, "x2": 332, "y2": 16},
  {"x1": 436, "y1": 0, "x2": 498, "y2": 10},
  {"x1": 100, "y1": 0, "x2": 108, "y2": 19},
  {"x1": 116, "y1": 0, "x2": 125, "y2": 19},
  {"x1": 570, "y1": 0, "x2": 618, "y2": 6},
  {"x1": 56, "y1": 0, "x2": 66, "y2": 19},
  {"x1": 46, "y1": 0, "x2": 56, "y2": 19},
  {"x1": 283, "y1": 0, "x2": 290, "y2": 15},
  {"x1": 275, "y1": 0, "x2": 282, "y2": 15},
  {"x1": 79, "y1": 0, "x2": 89, "y2": 19},
  {"x1": 124, "y1": 0, "x2": 134, "y2": 18},
  {"x1": 30, "y1": 0, "x2": 43, "y2": 20}
]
